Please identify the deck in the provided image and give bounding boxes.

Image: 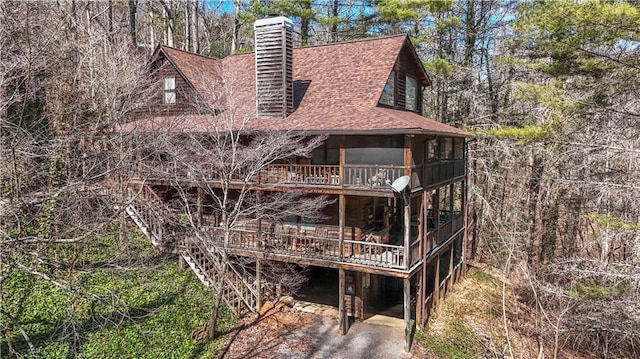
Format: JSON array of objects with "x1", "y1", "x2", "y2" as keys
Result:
[
  {"x1": 125, "y1": 181, "x2": 464, "y2": 274},
  {"x1": 128, "y1": 161, "x2": 465, "y2": 191},
  {"x1": 192, "y1": 216, "x2": 464, "y2": 274}
]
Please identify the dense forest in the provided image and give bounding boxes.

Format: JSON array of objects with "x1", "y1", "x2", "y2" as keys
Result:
[{"x1": 1, "y1": 1, "x2": 639, "y2": 358}]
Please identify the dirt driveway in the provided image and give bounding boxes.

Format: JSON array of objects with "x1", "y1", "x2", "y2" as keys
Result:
[{"x1": 220, "y1": 302, "x2": 433, "y2": 359}]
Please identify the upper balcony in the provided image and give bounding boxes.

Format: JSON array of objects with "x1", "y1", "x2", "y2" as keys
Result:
[
  {"x1": 129, "y1": 160, "x2": 465, "y2": 192},
  {"x1": 126, "y1": 134, "x2": 465, "y2": 192}
]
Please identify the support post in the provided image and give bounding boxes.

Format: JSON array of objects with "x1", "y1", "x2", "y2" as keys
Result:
[
  {"x1": 420, "y1": 190, "x2": 429, "y2": 327},
  {"x1": 404, "y1": 134, "x2": 412, "y2": 269},
  {"x1": 257, "y1": 191, "x2": 263, "y2": 249},
  {"x1": 404, "y1": 201, "x2": 410, "y2": 269},
  {"x1": 158, "y1": 217, "x2": 163, "y2": 244},
  {"x1": 449, "y1": 242, "x2": 455, "y2": 289},
  {"x1": 339, "y1": 135, "x2": 345, "y2": 185},
  {"x1": 256, "y1": 259, "x2": 262, "y2": 311},
  {"x1": 463, "y1": 177, "x2": 469, "y2": 274},
  {"x1": 434, "y1": 254, "x2": 440, "y2": 307},
  {"x1": 404, "y1": 276, "x2": 412, "y2": 352},
  {"x1": 338, "y1": 267, "x2": 346, "y2": 334},
  {"x1": 339, "y1": 194, "x2": 345, "y2": 260},
  {"x1": 422, "y1": 262, "x2": 429, "y2": 327},
  {"x1": 416, "y1": 268, "x2": 423, "y2": 329},
  {"x1": 196, "y1": 187, "x2": 203, "y2": 227}
]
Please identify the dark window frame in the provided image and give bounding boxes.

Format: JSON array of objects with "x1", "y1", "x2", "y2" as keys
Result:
[
  {"x1": 379, "y1": 70, "x2": 396, "y2": 107},
  {"x1": 378, "y1": 71, "x2": 423, "y2": 114}
]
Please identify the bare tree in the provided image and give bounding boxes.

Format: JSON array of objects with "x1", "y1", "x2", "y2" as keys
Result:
[
  {"x1": 126, "y1": 62, "x2": 330, "y2": 339},
  {"x1": 1, "y1": 2, "x2": 157, "y2": 355}
]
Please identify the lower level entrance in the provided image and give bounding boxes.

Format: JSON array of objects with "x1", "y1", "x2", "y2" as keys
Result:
[
  {"x1": 295, "y1": 266, "x2": 406, "y2": 320},
  {"x1": 296, "y1": 266, "x2": 338, "y2": 307}
]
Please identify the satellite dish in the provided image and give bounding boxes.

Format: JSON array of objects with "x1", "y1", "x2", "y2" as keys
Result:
[{"x1": 390, "y1": 175, "x2": 410, "y2": 193}]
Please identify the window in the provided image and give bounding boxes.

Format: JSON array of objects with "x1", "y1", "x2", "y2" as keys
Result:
[
  {"x1": 405, "y1": 76, "x2": 418, "y2": 111},
  {"x1": 310, "y1": 136, "x2": 340, "y2": 165},
  {"x1": 438, "y1": 185, "x2": 452, "y2": 223},
  {"x1": 438, "y1": 185, "x2": 453, "y2": 225},
  {"x1": 379, "y1": 71, "x2": 395, "y2": 106},
  {"x1": 325, "y1": 135, "x2": 340, "y2": 165},
  {"x1": 164, "y1": 77, "x2": 176, "y2": 104},
  {"x1": 427, "y1": 190, "x2": 437, "y2": 232}
]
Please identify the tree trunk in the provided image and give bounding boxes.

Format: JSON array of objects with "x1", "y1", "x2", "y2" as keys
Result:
[
  {"x1": 331, "y1": 0, "x2": 339, "y2": 42},
  {"x1": 528, "y1": 151, "x2": 545, "y2": 265},
  {"x1": 185, "y1": 0, "x2": 191, "y2": 51},
  {"x1": 208, "y1": 281, "x2": 225, "y2": 339},
  {"x1": 160, "y1": 0, "x2": 174, "y2": 47},
  {"x1": 192, "y1": 0, "x2": 198, "y2": 52},
  {"x1": 230, "y1": 0, "x2": 240, "y2": 53},
  {"x1": 108, "y1": 0, "x2": 113, "y2": 37},
  {"x1": 301, "y1": 19, "x2": 310, "y2": 46},
  {"x1": 129, "y1": 0, "x2": 137, "y2": 48}
]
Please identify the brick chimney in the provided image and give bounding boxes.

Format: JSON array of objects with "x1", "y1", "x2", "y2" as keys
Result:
[{"x1": 254, "y1": 16, "x2": 294, "y2": 119}]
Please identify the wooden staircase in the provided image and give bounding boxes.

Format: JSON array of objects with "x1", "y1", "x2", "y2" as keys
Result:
[
  {"x1": 125, "y1": 185, "x2": 174, "y2": 247},
  {"x1": 124, "y1": 184, "x2": 259, "y2": 316},
  {"x1": 182, "y1": 239, "x2": 258, "y2": 316}
]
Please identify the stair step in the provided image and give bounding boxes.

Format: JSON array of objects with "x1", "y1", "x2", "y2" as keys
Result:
[{"x1": 124, "y1": 184, "x2": 258, "y2": 318}]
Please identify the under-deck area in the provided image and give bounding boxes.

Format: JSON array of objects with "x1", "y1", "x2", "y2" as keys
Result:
[
  {"x1": 296, "y1": 266, "x2": 409, "y2": 321},
  {"x1": 297, "y1": 267, "x2": 339, "y2": 307}
]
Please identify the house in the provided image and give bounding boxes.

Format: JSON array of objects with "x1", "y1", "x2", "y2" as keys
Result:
[{"x1": 122, "y1": 17, "x2": 470, "y2": 350}]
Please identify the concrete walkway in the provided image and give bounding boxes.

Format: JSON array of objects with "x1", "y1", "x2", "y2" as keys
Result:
[{"x1": 284, "y1": 302, "x2": 414, "y2": 359}]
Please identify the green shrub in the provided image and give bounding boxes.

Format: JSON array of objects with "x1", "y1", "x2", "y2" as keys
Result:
[
  {"x1": 417, "y1": 319, "x2": 483, "y2": 359},
  {"x1": 1, "y1": 230, "x2": 235, "y2": 358}
]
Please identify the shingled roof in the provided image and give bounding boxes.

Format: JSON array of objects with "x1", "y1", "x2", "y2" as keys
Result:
[{"x1": 131, "y1": 35, "x2": 469, "y2": 137}]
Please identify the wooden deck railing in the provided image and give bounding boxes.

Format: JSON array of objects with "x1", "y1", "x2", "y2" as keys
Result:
[
  {"x1": 182, "y1": 237, "x2": 258, "y2": 315},
  {"x1": 425, "y1": 213, "x2": 464, "y2": 254},
  {"x1": 260, "y1": 164, "x2": 341, "y2": 185},
  {"x1": 131, "y1": 161, "x2": 407, "y2": 189},
  {"x1": 342, "y1": 165, "x2": 404, "y2": 188},
  {"x1": 257, "y1": 164, "x2": 406, "y2": 189},
  {"x1": 125, "y1": 185, "x2": 178, "y2": 246},
  {"x1": 198, "y1": 221, "x2": 407, "y2": 270},
  {"x1": 130, "y1": 160, "x2": 465, "y2": 191},
  {"x1": 343, "y1": 240, "x2": 405, "y2": 268},
  {"x1": 409, "y1": 239, "x2": 421, "y2": 266}
]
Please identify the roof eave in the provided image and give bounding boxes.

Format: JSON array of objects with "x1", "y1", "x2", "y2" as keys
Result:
[{"x1": 299, "y1": 128, "x2": 472, "y2": 138}]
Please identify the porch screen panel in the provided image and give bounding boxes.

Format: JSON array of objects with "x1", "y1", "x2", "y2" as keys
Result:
[
  {"x1": 313, "y1": 135, "x2": 340, "y2": 165},
  {"x1": 344, "y1": 135, "x2": 404, "y2": 166}
]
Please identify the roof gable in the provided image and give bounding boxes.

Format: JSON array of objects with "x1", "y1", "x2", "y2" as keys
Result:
[{"x1": 159, "y1": 45, "x2": 221, "y2": 105}]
